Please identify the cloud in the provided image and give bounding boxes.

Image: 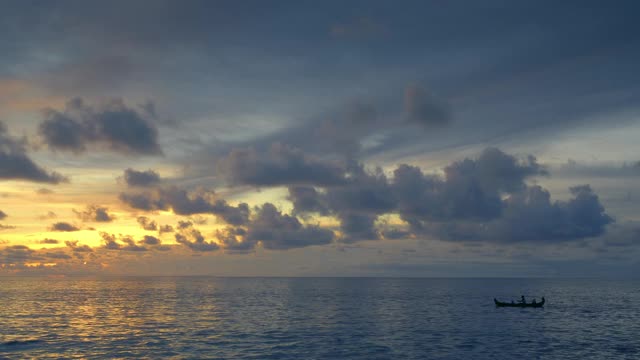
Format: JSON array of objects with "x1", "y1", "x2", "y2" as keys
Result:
[
  {"x1": 42, "y1": 251, "x2": 72, "y2": 260},
  {"x1": 39, "y1": 98, "x2": 162, "y2": 155},
  {"x1": 120, "y1": 186, "x2": 250, "y2": 225},
  {"x1": 174, "y1": 223, "x2": 219, "y2": 252},
  {"x1": 137, "y1": 216, "x2": 157, "y2": 231},
  {"x1": 404, "y1": 85, "x2": 451, "y2": 127},
  {"x1": 0, "y1": 245, "x2": 38, "y2": 265},
  {"x1": 159, "y1": 224, "x2": 174, "y2": 234},
  {"x1": 65, "y1": 240, "x2": 93, "y2": 252},
  {"x1": 392, "y1": 147, "x2": 546, "y2": 225},
  {"x1": 287, "y1": 186, "x2": 329, "y2": 215},
  {"x1": 37, "y1": 211, "x2": 57, "y2": 220},
  {"x1": 210, "y1": 200, "x2": 250, "y2": 226},
  {"x1": 50, "y1": 222, "x2": 80, "y2": 232},
  {"x1": 246, "y1": 203, "x2": 334, "y2": 250},
  {"x1": 100, "y1": 232, "x2": 148, "y2": 252},
  {"x1": 216, "y1": 227, "x2": 254, "y2": 253},
  {"x1": 0, "y1": 224, "x2": 16, "y2": 231},
  {"x1": 284, "y1": 147, "x2": 610, "y2": 244},
  {"x1": 39, "y1": 238, "x2": 59, "y2": 244},
  {"x1": 123, "y1": 168, "x2": 161, "y2": 187},
  {"x1": 216, "y1": 143, "x2": 347, "y2": 187},
  {"x1": 141, "y1": 235, "x2": 161, "y2": 246},
  {"x1": 0, "y1": 121, "x2": 67, "y2": 184},
  {"x1": 74, "y1": 205, "x2": 114, "y2": 222},
  {"x1": 286, "y1": 161, "x2": 394, "y2": 242},
  {"x1": 428, "y1": 185, "x2": 613, "y2": 243},
  {"x1": 0, "y1": 210, "x2": 6, "y2": 220}
]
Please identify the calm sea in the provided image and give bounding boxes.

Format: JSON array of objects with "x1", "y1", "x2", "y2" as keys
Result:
[{"x1": 0, "y1": 277, "x2": 638, "y2": 359}]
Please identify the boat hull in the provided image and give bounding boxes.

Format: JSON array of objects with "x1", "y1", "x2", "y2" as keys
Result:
[{"x1": 494, "y1": 298, "x2": 544, "y2": 308}]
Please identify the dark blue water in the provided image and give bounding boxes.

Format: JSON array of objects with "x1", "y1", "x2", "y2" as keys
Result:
[{"x1": 0, "y1": 277, "x2": 638, "y2": 359}]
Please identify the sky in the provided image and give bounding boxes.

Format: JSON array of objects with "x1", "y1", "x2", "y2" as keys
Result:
[{"x1": 1, "y1": 0, "x2": 640, "y2": 277}]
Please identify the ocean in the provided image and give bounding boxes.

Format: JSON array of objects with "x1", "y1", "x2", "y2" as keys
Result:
[{"x1": 1, "y1": 277, "x2": 638, "y2": 359}]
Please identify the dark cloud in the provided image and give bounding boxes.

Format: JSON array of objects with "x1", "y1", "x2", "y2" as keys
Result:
[
  {"x1": 287, "y1": 186, "x2": 329, "y2": 215},
  {"x1": 120, "y1": 186, "x2": 250, "y2": 225},
  {"x1": 324, "y1": 162, "x2": 395, "y2": 242},
  {"x1": 428, "y1": 185, "x2": 613, "y2": 243},
  {"x1": 100, "y1": 232, "x2": 148, "y2": 252},
  {"x1": 39, "y1": 98, "x2": 162, "y2": 155},
  {"x1": 404, "y1": 85, "x2": 451, "y2": 127},
  {"x1": 246, "y1": 203, "x2": 335, "y2": 250},
  {"x1": 74, "y1": 205, "x2": 114, "y2": 222},
  {"x1": 141, "y1": 235, "x2": 161, "y2": 246},
  {"x1": 0, "y1": 210, "x2": 6, "y2": 220},
  {"x1": 216, "y1": 143, "x2": 347, "y2": 187},
  {"x1": 36, "y1": 188, "x2": 54, "y2": 195},
  {"x1": 216, "y1": 227, "x2": 254, "y2": 253},
  {"x1": 159, "y1": 224, "x2": 174, "y2": 234},
  {"x1": 50, "y1": 222, "x2": 80, "y2": 232},
  {"x1": 283, "y1": 147, "x2": 610, "y2": 244},
  {"x1": 42, "y1": 251, "x2": 72, "y2": 260},
  {"x1": 39, "y1": 238, "x2": 59, "y2": 244},
  {"x1": 65, "y1": 240, "x2": 93, "y2": 252},
  {"x1": 0, "y1": 245, "x2": 39, "y2": 265},
  {"x1": 392, "y1": 147, "x2": 546, "y2": 226},
  {"x1": 123, "y1": 168, "x2": 161, "y2": 187},
  {"x1": 0, "y1": 121, "x2": 67, "y2": 184},
  {"x1": 137, "y1": 216, "x2": 158, "y2": 231},
  {"x1": 174, "y1": 224, "x2": 219, "y2": 252},
  {"x1": 210, "y1": 200, "x2": 250, "y2": 226}
]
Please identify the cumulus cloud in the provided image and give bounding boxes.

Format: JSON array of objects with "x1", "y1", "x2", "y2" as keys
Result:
[
  {"x1": 0, "y1": 121, "x2": 67, "y2": 184},
  {"x1": 216, "y1": 143, "x2": 346, "y2": 187},
  {"x1": 427, "y1": 185, "x2": 613, "y2": 243},
  {"x1": 216, "y1": 227, "x2": 254, "y2": 253},
  {"x1": 65, "y1": 240, "x2": 93, "y2": 252},
  {"x1": 74, "y1": 205, "x2": 114, "y2": 222},
  {"x1": 120, "y1": 186, "x2": 250, "y2": 225},
  {"x1": 284, "y1": 147, "x2": 610, "y2": 244},
  {"x1": 174, "y1": 223, "x2": 219, "y2": 252},
  {"x1": 137, "y1": 216, "x2": 157, "y2": 231},
  {"x1": 287, "y1": 161, "x2": 394, "y2": 242},
  {"x1": 50, "y1": 222, "x2": 80, "y2": 232},
  {"x1": 39, "y1": 98, "x2": 162, "y2": 155},
  {"x1": 287, "y1": 186, "x2": 329, "y2": 215},
  {"x1": 100, "y1": 232, "x2": 148, "y2": 252},
  {"x1": 246, "y1": 203, "x2": 335, "y2": 250},
  {"x1": 123, "y1": 168, "x2": 161, "y2": 187},
  {"x1": 141, "y1": 235, "x2": 161, "y2": 246},
  {"x1": 390, "y1": 150, "x2": 609, "y2": 243}
]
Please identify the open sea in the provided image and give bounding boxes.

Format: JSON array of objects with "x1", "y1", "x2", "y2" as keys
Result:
[{"x1": 0, "y1": 277, "x2": 638, "y2": 359}]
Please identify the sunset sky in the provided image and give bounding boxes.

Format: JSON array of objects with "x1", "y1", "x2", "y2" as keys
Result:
[{"x1": 1, "y1": 0, "x2": 639, "y2": 276}]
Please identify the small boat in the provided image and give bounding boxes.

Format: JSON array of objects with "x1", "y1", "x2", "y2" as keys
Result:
[{"x1": 494, "y1": 297, "x2": 545, "y2": 308}]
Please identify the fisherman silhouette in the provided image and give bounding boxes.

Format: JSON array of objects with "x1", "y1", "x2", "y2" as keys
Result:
[{"x1": 519, "y1": 295, "x2": 526, "y2": 304}]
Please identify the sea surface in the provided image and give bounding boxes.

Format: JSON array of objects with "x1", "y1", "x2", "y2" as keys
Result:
[{"x1": 0, "y1": 277, "x2": 638, "y2": 359}]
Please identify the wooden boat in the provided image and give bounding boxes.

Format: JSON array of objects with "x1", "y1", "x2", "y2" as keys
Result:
[{"x1": 494, "y1": 297, "x2": 545, "y2": 308}]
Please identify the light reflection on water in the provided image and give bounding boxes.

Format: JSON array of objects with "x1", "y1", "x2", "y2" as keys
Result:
[{"x1": 0, "y1": 277, "x2": 639, "y2": 359}]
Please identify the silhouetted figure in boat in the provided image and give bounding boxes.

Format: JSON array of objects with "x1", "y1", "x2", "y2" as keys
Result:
[
  {"x1": 519, "y1": 295, "x2": 526, "y2": 304},
  {"x1": 532, "y1": 298, "x2": 537, "y2": 305}
]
